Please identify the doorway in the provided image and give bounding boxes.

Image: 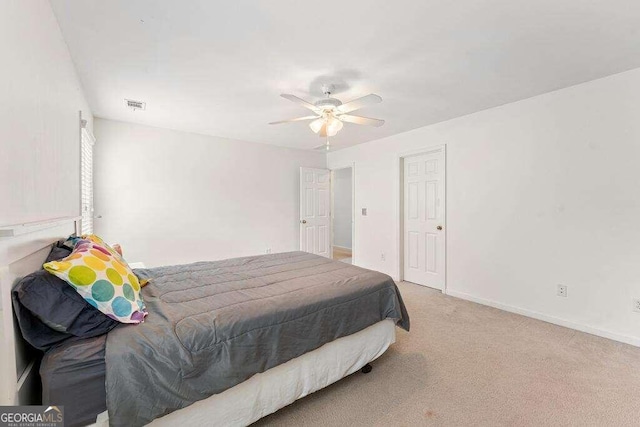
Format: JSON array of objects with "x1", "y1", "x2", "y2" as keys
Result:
[
  {"x1": 399, "y1": 146, "x2": 446, "y2": 290},
  {"x1": 331, "y1": 166, "x2": 354, "y2": 264}
]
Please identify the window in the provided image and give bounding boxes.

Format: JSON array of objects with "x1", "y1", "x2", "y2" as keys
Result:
[{"x1": 80, "y1": 125, "x2": 95, "y2": 235}]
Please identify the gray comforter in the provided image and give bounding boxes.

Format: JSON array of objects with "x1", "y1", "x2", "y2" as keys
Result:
[{"x1": 106, "y1": 251, "x2": 409, "y2": 426}]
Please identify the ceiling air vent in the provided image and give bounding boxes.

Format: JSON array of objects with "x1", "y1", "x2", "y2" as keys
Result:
[{"x1": 125, "y1": 99, "x2": 146, "y2": 111}]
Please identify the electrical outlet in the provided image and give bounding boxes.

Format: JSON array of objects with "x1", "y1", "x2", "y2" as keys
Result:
[
  {"x1": 381, "y1": 253, "x2": 385, "y2": 261},
  {"x1": 557, "y1": 284, "x2": 567, "y2": 297},
  {"x1": 633, "y1": 298, "x2": 640, "y2": 313},
  {"x1": 265, "y1": 248, "x2": 272, "y2": 254}
]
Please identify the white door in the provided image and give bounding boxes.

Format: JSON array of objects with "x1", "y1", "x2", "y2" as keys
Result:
[
  {"x1": 403, "y1": 148, "x2": 446, "y2": 289},
  {"x1": 300, "y1": 167, "x2": 331, "y2": 258}
]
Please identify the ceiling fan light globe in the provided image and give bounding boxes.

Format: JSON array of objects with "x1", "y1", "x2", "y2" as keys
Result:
[
  {"x1": 326, "y1": 117, "x2": 344, "y2": 136},
  {"x1": 309, "y1": 118, "x2": 324, "y2": 133}
]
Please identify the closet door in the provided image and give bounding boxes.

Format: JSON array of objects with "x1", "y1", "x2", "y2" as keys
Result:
[{"x1": 404, "y1": 149, "x2": 445, "y2": 289}]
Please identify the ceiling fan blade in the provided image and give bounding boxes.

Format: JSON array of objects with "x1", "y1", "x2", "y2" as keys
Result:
[
  {"x1": 338, "y1": 114, "x2": 385, "y2": 127},
  {"x1": 280, "y1": 94, "x2": 319, "y2": 112},
  {"x1": 269, "y1": 115, "x2": 318, "y2": 125},
  {"x1": 337, "y1": 94, "x2": 382, "y2": 113}
]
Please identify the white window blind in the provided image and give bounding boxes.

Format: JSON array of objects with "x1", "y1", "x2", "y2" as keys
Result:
[{"x1": 81, "y1": 127, "x2": 95, "y2": 235}]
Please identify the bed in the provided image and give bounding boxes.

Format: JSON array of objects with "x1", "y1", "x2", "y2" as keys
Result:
[{"x1": 3, "y1": 221, "x2": 409, "y2": 427}]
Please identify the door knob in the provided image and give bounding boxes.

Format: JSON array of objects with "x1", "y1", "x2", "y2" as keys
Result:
[
  {"x1": 437, "y1": 225, "x2": 443, "y2": 230},
  {"x1": 301, "y1": 220, "x2": 307, "y2": 224}
]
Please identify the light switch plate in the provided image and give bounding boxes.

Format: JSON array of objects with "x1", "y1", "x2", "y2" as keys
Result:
[{"x1": 362, "y1": 208, "x2": 367, "y2": 216}]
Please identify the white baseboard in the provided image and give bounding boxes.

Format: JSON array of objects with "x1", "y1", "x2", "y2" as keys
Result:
[
  {"x1": 332, "y1": 245, "x2": 352, "y2": 252},
  {"x1": 446, "y1": 290, "x2": 640, "y2": 348}
]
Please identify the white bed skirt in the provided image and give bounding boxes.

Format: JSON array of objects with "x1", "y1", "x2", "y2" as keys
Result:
[{"x1": 93, "y1": 319, "x2": 396, "y2": 427}]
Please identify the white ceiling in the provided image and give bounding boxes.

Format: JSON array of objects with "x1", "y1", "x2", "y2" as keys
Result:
[{"x1": 51, "y1": 0, "x2": 640, "y2": 150}]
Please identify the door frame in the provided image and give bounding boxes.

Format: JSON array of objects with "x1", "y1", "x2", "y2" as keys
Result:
[
  {"x1": 330, "y1": 162, "x2": 356, "y2": 265},
  {"x1": 395, "y1": 145, "x2": 447, "y2": 293}
]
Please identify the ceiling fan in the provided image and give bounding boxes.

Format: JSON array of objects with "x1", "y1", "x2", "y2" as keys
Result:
[{"x1": 269, "y1": 85, "x2": 384, "y2": 147}]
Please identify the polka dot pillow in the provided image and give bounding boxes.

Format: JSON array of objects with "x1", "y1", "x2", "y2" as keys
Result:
[
  {"x1": 71, "y1": 234, "x2": 150, "y2": 287},
  {"x1": 81, "y1": 234, "x2": 125, "y2": 262},
  {"x1": 44, "y1": 239, "x2": 148, "y2": 324}
]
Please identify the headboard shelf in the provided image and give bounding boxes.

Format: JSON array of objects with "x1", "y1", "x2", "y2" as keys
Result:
[{"x1": 0, "y1": 216, "x2": 81, "y2": 238}]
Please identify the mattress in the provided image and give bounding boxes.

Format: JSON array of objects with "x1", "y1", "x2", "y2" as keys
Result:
[{"x1": 40, "y1": 335, "x2": 108, "y2": 427}]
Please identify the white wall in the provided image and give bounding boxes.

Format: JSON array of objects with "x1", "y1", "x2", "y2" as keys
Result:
[
  {"x1": 0, "y1": 0, "x2": 92, "y2": 227},
  {"x1": 94, "y1": 119, "x2": 325, "y2": 267},
  {"x1": 328, "y1": 68, "x2": 640, "y2": 346},
  {"x1": 333, "y1": 168, "x2": 352, "y2": 249}
]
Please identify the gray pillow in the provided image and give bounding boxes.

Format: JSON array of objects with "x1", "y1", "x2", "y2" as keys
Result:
[
  {"x1": 43, "y1": 241, "x2": 73, "y2": 264},
  {"x1": 12, "y1": 270, "x2": 119, "y2": 351}
]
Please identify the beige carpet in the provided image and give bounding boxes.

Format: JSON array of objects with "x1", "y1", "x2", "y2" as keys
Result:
[{"x1": 255, "y1": 282, "x2": 640, "y2": 426}]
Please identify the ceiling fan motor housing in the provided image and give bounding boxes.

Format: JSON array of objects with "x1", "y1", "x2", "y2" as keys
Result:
[{"x1": 314, "y1": 97, "x2": 342, "y2": 111}]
